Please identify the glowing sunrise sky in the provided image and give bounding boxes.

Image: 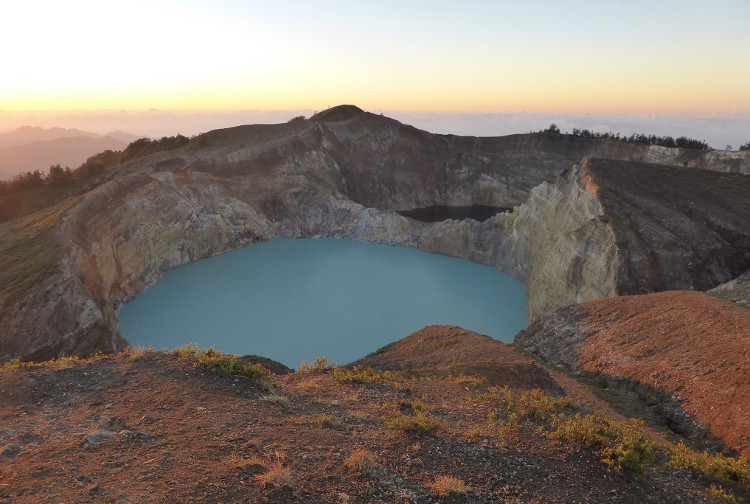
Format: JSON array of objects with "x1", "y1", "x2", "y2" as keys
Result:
[{"x1": 3, "y1": 0, "x2": 749, "y2": 115}]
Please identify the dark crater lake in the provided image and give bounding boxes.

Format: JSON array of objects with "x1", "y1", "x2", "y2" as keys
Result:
[
  {"x1": 397, "y1": 205, "x2": 510, "y2": 223},
  {"x1": 118, "y1": 238, "x2": 527, "y2": 368}
]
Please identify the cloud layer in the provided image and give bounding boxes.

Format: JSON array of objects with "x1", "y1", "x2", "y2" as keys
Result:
[{"x1": 388, "y1": 111, "x2": 750, "y2": 151}]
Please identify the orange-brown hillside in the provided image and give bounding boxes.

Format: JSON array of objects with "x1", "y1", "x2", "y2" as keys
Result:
[
  {"x1": 517, "y1": 291, "x2": 750, "y2": 457},
  {"x1": 2, "y1": 325, "x2": 749, "y2": 504},
  {"x1": 575, "y1": 291, "x2": 750, "y2": 456}
]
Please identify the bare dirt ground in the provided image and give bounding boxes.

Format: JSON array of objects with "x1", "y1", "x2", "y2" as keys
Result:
[
  {"x1": 1, "y1": 326, "x2": 747, "y2": 503},
  {"x1": 575, "y1": 291, "x2": 750, "y2": 456}
]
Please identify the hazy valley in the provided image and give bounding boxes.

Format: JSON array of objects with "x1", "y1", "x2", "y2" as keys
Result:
[{"x1": 0, "y1": 126, "x2": 139, "y2": 180}]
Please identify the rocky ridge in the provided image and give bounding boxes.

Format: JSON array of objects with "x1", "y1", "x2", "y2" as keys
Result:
[{"x1": 1, "y1": 105, "x2": 750, "y2": 363}]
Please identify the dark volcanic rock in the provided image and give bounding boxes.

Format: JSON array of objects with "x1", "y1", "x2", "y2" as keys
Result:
[
  {"x1": 310, "y1": 104, "x2": 365, "y2": 122},
  {"x1": 589, "y1": 158, "x2": 750, "y2": 294}
]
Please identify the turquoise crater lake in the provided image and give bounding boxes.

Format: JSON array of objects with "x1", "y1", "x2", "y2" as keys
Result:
[{"x1": 118, "y1": 238, "x2": 527, "y2": 368}]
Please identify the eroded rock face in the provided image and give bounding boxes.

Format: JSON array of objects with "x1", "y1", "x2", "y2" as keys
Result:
[
  {"x1": 1, "y1": 106, "x2": 750, "y2": 362},
  {"x1": 499, "y1": 163, "x2": 619, "y2": 322},
  {"x1": 708, "y1": 267, "x2": 750, "y2": 308},
  {"x1": 590, "y1": 159, "x2": 750, "y2": 294}
]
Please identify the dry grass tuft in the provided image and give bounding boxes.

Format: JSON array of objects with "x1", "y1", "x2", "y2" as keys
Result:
[
  {"x1": 343, "y1": 449, "x2": 377, "y2": 472},
  {"x1": 386, "y1": 408, "x2": 444, "y2": 434},
  {"x1": 255, "y1": 463, "x2": 293, "y2": 488},
  {"x1": 262, "y1": 394, "x2": 291, "y2": 406},
  {"x1": 317, "y1": 413, "x2": 336, "y2": 427},
  {"x1": 227, "y1": 452, "x2": 266, "y2": 470},
  {"x1": 427, "y1": 475, "x2": 469, "y2": 496}
]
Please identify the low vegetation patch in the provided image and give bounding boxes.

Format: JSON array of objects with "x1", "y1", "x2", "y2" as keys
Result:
[
  {"x1": 261, "y1": 394, "x2": 290, "y2": 406},
  {"x1": 515, "y1": 388, "x2": 576, "y2": 420},
  {"x1": 298, "y1": 358, "x2": 401, "y2": 388},
  {"x1": 467, "y1": 425, "x2": 483, "y2": 437},
  {"x1": 255, "y1": 463, "x2": 293, "y2": 488},
  {"x1": 427, "y1": 475, "x2": 469, "y2": 496},
  {"x1": 0, "y1": 225, "x2": 58, "y2": 303},
  {"x1": 708, "y1": 484, "x2": 742, "y2": 504},
  {"x1": 446, "y1": 374, "x2": 489, "y2": 388},
  {"x1": 668, "y1": 441, "x2": 750, "y2": 490},
  {"x1": 343, "y1": 449, "x2": 377, "y2": 472},
  {"x1": 549, "y1": 413, "x2": 660, "y2": 474},
  {"x1": 2, "y1": 355, "x2": 82, "y2": 371},
  {"x1": 547, "y1": 411, "x2": 750, "y2": 494},
  {"x1": 386, "y1": 403, "x2": 445, "y2": 434},
  {"x1": 479, "y1": 385, "x2": 576, "y2": 421},
  {"x1": 298, "y1": 356, "x2": 336, "y2": 372},
  {"x1": 1, "y1": 351, "x2": 117, "y2": 371},
  {"x1": 227, "y1": 452, "x2": 266, "y2": 471},
  {"x1": 316, "y1": 413, "x2": 336, "y2": 428},
  {"x1": 330, "y1": 365, "x2": 399, "y2": 386},
  {"x1": 174, "y1": 344, "x2": 273, "y2": 382}
]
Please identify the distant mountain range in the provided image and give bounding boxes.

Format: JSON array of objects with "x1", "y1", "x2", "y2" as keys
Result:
[{"x1": 0, "y1": 127, "x2": 139, "y2": 179}]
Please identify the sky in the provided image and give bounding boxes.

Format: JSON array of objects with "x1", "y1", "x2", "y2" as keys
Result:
[{"x1": 2, "y1": 0, "x2": 750, "y2": 147}]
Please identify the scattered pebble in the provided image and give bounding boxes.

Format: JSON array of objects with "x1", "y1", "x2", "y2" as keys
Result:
[
  {"x1": 83, "y1": 430, "x2": 117, "y2": 445},
  {"x1": 99, "y1": 417, "x2": 126, "y2": 432},
  {"x1": 1, "y1": 443, "x2": 22, "y2": 458},
  {"x1": 0, "y1": 427, "x2": 16, "y2": 439}
]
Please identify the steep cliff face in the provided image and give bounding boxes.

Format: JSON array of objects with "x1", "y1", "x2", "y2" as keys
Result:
[
  {"x1": 592, "y1": 159, "x2": 750, "y2": 293},
  {"x1": 1, "y1": 106, "x2": 749, "y2": 362},
  {"x1": 497, "y1": 163, "x2": 619, "y2": 322},
  {"x1": 508, "y1": 158, "x2": 750, "y2": 320},
  {"x1": 578, "y1": 141, "x2": 750, "y2": 174},
  {"x1": 415, "y1": 157, "x2": 750, "y2": 322}
]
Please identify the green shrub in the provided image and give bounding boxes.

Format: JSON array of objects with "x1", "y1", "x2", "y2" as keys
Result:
[
  {"x1": 549, "y1": 413, "x2": 660, "y2": 474},
  {"x1": 446, "y1": 374, "x2": 488, "y2": 388},
  {"x1": 514, "y1": 388, "x2": 576, "y2": 420},
  {"x1": 173, "y1": 344, "x2": 273, "y2": 381},
  {"x1": 386, "y1": 404, "x2": 444, "y2": 434},
  {"x1": 708, "y1": 484, "x2": 741, "y2": 503},
  {"x1": 298, "y1": 356, "x2": 336, "y2": 372},
  {"x1": 669, "y1": 441, "x2": 750, "y2": 490},
  {"x1": 479, "y1": 386, "x2": 576, "y2": 420}
]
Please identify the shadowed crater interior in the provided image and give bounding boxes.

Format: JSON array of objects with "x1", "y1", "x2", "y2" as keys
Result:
[{"x1": 398, "y1": 205, "x2": 510, "y2": 223}]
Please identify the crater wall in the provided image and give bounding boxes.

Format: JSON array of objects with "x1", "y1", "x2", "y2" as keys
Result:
[{"x1": 1, "y1": 107, "x2": 749, "y2": 362}]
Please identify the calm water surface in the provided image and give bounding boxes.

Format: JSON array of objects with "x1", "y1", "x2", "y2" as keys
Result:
[{"x1": 118, "y1": 238, "x2": 527, "y2": 367}]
